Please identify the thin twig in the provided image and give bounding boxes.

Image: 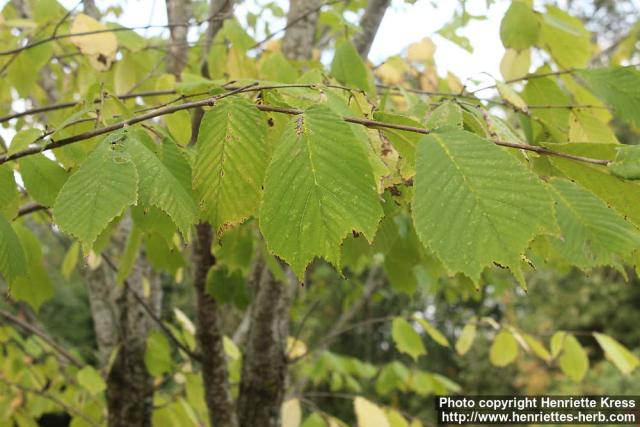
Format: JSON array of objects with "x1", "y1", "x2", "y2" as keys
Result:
[
  {"x1": 0, "y1": 85, "x2": 611, "y2": 166},
  {"x1": 0, "y1": 376, "x2": 100, "y2": 427},
  {"x1": 15, "y1": 202, "x2": 48, "y2": 218},
  {"x1": 0, "y1": 309, "x2": 83, "y2": 367},
  {"x1": 0, "y1": 14, "x2": 233, "y2": 57},
  {"x1": 99, "y1": 254, "x2": 202, "y2": 362}
]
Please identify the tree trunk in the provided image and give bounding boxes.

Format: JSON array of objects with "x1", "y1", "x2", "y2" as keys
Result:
[
  {"x1": 237, "y1": 260, "x2": 290, "y2": 427},
  {"x1": 282, "y1": 0, "x2": 322, "y2": 60},
  {"x1": 82, "y1": 0, "x2": 100, "y2": 19},
  {"x1": 353, "y1": 0, "x2": 391, "y2": 58},
  {"x1": 85, "y1": 221, "x2": 163, "y2": 427},
  {"x1": 201, "y1": 0, "x2": 235, "y2": 77},
  {"x1": 193, "y1": 224, "x2": 238, "y2": 427},
  {"x1": 165, "y1": 0, "x2": 193, "y2": 77},
  {"x1": 105, "y1": 258, "x2": 161, "y2": 427}
]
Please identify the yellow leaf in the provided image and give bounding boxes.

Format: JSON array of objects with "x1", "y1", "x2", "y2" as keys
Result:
[
  {"x1": 500, "y1": 48, "x2": 530, "y2": 81},
  {"x1": 420, "y1": 67, "x2": 438, "y2": 91},
  {"x1": 447, "y1": 72, "x2": 464, "y2": 93},
  {"x1": 489, "y1": 330, "x2": 519, "y2": 367},
  {"x1": 282, "y1": 399, "x2": 302, "y2": 427},
  {"x1": 497, "y1": 82, "x2": 528, "y2": 112},
  {"x1": 85, "y1": 250, "x2": 102, "y2": 270},
  {"x1": 354, "y1": 397, "x2": 391, "y2": 427},
  {"x1": 407, "y1": 37, "x2": 436, "y2": 63},
  {"x1": 558, "y1": 335, "x2": 589, "y2": 382},
  {"x1": 385, "y1": 409, "x2": 409, "y2": 427},
  {"x1": 569, "y1": 110, "x2": 618, "y2": 143},
  {"x1": 523, "y1": 333, "x2": 552, "y2": 363},
  {"x1": 375, "y1": 56, "x2": 409, "y2": 85},
  {"x1": 70, "y1": 14, "x2": 117, "y2": 71},
  {"x1": 593, "y1": 333, "x2": 639, "y2": 375},
  {"x1": 455, "y1": 320, "x2": 476, "y2": 356},
  {"x1": 287, "y1": 336, "x2": 308, "y2": 359}
]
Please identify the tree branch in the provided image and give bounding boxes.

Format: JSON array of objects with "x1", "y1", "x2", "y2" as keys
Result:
[
  {"x1": 192, "y1": 223, "x2": 238, "y2": 427},
  {"x1": 0, "y1": 377, "x2": 100, "y2": 427},
  {"x1": 353, "y1": 0, "x2": 391, "y2": 58},
  {"x1": 0, "y1": 309, "x2": 84, "y2": 368},
  {"x1": 0, "y1": 85, "x2": 612, "y2": 167}
]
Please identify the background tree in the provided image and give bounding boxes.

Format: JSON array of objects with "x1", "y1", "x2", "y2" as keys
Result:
[{"x1": 0, "y1": 0, "x2": 639, "y2": 426}]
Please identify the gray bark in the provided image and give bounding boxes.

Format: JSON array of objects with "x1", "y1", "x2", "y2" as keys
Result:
[
  {"x1": 353, "y1": 0, "x2": 391, "y2": 58},
  {"x1": 165, "y1": 0, "x2": 193, "y2": 77},
  {"x1": 282, "y1": 0, "x2": 322, "y2": 60},
  {"x1": 82, "y1": 0, "x2": 100, "y2": 19},
  {"x1": 86, "y1": 264, "x2": 119, "y2": 366},
  {"x1": 84, "y1": 221, "x2": 163, "y2": 427},
  {"x1": 236, "y1": 260, "x2": 290, "y2": 427},
  {"x1": 193, "y1": 224, "x2": 238, "y2": 427},
  {"x1": 105, "y1": 257, "x2": 161, "y2": 427}
]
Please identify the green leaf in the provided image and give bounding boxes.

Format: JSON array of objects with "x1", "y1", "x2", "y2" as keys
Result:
[
  {"x1": 205, "y1": 265, "x2": 249, "y2": 308},
  {"x1": 539, "y1": 6, "x2": 591, "y2": 68},
  {"x1": 500, "y1": 1, "x2": 540, "y2": 50},
  {"x1": 19, "y1": 154, "x2": 69, "y2": 207},
  {"x1": 8, "y1": 128, "x2": 42, "y2": 155},
  {"x1": 10, "y1": 263, "x2": 54, "y2": 312},
  {"x1": 548, "y1": 178, "x2": 640, "y2": 271},
  {"x1": 569, "y1": 110, "x2": 618, "y2": 144},
  {"x1": 593, "y1": 333, "x2": 639, "y2": 375},
  {"x1": 53, "y1": 140, "x2": 138, "y2": 249},
  {"x1": 391, "y1": 318, "x2": 426, "y2": 360},
  {"x1": 77, "y1": 366, "x2": 106, "y2": 395},
  {"x1": 372, "y1": 112, "x2": 422, "y2": 179},
  {"x1": 550, "y1": 157, "x2": 640, "y2": 228},
  {"x1": 522, "y1": 75, "x2": 570, "y2": 137},
  {"x1": 215, "y1": 224, "x2": 254, "y2": 273},
  {"x1": 331, "y1": 41, "x2": 374, "y2": 94},
  {"x1": 115, "y1": 225, "x2": 142, "y2": 284},
  {"x1": 0, "y1": 216, "x2": 27, "y2": 282},
  {"x1": 165, "y1": 110, "x2": 192, "y2": 147},
  {"x1": 576, "y1": 66, "x2": 640, "y2": 128},
  {"x1": 608, "y1": 145, "x2": 640, "y2": 180},
  {"x1": 131, "y1": 206, "x2": 176, "y2": 243},
  {"x1": 123, "y1": 129, "x2": 197, "y2": 237},
  {"x1": 260, "y1": 51, "x2": 297, "y2": 83},
  {"x1": 412, "y1": 129, "x2": 554, "y2": 285},
  {"x1": 145, "y1": 330, "x2": 173, "y2": 376},
  {"x1": 558, "y1": 335, "x2": 589, "y2": 382},
  {"x1": 489, "y1": 330, "x2": 519, "y2": 367},
  {"x1": 0, "y1": 164, "x2": 20, "y2": 218},
  {"x1": 425, "y1": 101, "x2": 463, "y2": 130},
  {"x1": 523, "y1": 334, "x2": 551, "y2": 363},
  {"x1": 550, "y1": 331, "x2": 567, "y2": 358},
  {"x1": 260, "y1": 106, "x2": 382, "y2": 276},
  {"x1": 415, "y1": 318, "x2": 449, "y2": 347},
  {"x1": 62, "y1": 241, "x2": 80, "y2": 279},
  {"x1": 455, "y1": 321, "x2": 476, "y2": 356},
  {"x1": 383, "y1": 216, "x2": 422, "y2": 295},
  {"x1": 193, "y1": 97, "x2": 268, "y2": 232},
  {"x1": 145, "y1": 233, "x2": 185, "y2": 274}
]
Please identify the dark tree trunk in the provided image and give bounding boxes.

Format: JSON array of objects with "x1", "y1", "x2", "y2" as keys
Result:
[
  {"x1": 236, "y1": 261, "x2": 290, "y2": 427},
  {"x1": 282, "y1": 0, "x2": 322, "y2": 60},
  {"x1": 193, "y1": 224, "x2": 239, "y2": 427},
  {"x1": 353, "y1": 0, "x2": 391, "y2": 58}
]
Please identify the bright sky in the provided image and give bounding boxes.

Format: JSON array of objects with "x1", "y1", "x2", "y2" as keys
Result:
[{"x1": 47, "y1": 0, "x2": 510, "y2": 89}]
